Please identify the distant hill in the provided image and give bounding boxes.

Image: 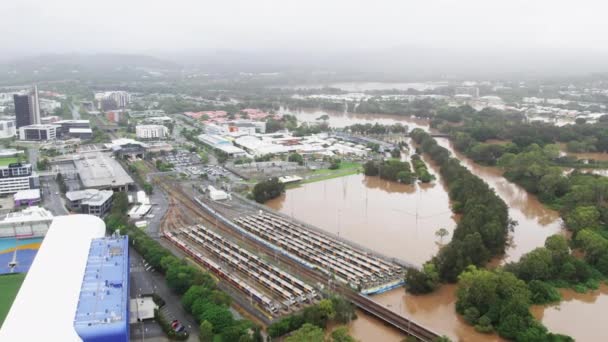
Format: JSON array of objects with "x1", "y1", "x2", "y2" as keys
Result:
[{"x1": 0, "y1": 53, "x2": 182, "y2": 85}]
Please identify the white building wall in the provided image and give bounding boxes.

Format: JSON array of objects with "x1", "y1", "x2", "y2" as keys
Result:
[{"x1": 136, "y1": 125, "x2": 168, "y2": 139}]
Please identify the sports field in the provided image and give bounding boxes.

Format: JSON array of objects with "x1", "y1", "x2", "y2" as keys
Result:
[
  {"x1": 0, "y1": 157, "x2": 18, "y2": 166},
  {"x1": 0, "y1": 273, "x2": 26, "y2": 326}
]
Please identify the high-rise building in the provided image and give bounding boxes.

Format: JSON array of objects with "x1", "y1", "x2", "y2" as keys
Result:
[{"x1": 13, "y1": 85, "x2": 41, "y2": 129}]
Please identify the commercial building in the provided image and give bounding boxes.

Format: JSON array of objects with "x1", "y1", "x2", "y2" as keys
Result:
[
  {"x1": 197, "y1": 134, "x2": 247, "y2": 157},
  {"x1": 129, "y1": 109, "x2": 165, "y2": 119},
  {"x1": 13, "y1": 85, "x2": 41, "y2": 129},
  {"x1": 13, "y1": 188, "x2": 41, "y2": 206},
  {"x1": 18, "y1": 124, "x2": 60, "y2": 141},
  {"x1": 66, "y1": 189, "x2": 113, "y2": 216},
  {"x1": 108, "y1": 138, "x2": 147, "y2": 159},
  {"x1": 74, "y1": 235, "x2": 129, "y2": 342},
  {"x1": 143, "y1": 116, "x2": 173, "y2": 124},
  {"x1": 95, "y1": 91, "x2": 130, "y2": 110},
  {"x1": 136, "y1": 124, "x2": 168, "y2": 139},
  {"x1": 73, "y1": 153, "x2": 134, "y2": 191},
  {"x1": 0, "y1": 215, "x2": 129, "y2": 342},
  {"x1": 0, "y1": 206, "x2": 53, "y2": 239},
  {"x1": 455, "y1": 86, "x2": 480, "y2": 98},
  {"x1": 0, "y1": 163, "x2": 39, "y2": 195},
  {"x1": 105, "y1": 110, "x2": 125, "y2": 123},
  {"x1": 0, "y1": 119, "x2": 16, "y2": 139},
  {"x1": 208, "y1": 185, "x2": 229, "y2": 201}
]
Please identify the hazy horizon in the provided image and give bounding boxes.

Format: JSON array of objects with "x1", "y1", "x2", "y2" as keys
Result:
[{"x1": 3, "y1": 1, "x2": 608, "y2": 76}]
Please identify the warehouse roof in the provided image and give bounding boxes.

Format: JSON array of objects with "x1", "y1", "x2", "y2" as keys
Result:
[
  {"x1": 73, "y1": 152, "x2": 134, "y2": 189},
  {"x1": 74, "y1": 236, "x2": 129, "y2": 340},
  {"x1": 0, "y1": 215, "x2": 106, "y2": 341}
]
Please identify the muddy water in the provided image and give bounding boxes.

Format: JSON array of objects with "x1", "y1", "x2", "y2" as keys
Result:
[
  {"x1": 435, "y1": 138, "x2": 564, "y2": 263},
  {"x1": 266, "y1": 172, "x2": 456, "y2": 266},
  {"x1": 264, "y1": 110, "x2": 601, "y2": 341},
  {"x1": 279, "y1": 108, "x2": 431, "y2": 130},
  {"x1": 531, "y1": 284, "x2": 608, "y2": 342}
]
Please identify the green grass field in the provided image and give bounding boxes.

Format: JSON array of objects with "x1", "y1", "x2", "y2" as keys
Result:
[
  {"x1": 0, "y1": 273, "x2": 26, "y2": 325},
  {"x1": 286, "y1": 161, "x2": 362, "y2": 187},
  {"x1": 0, "y1": 157, "x2": 18, "y2": 166}
]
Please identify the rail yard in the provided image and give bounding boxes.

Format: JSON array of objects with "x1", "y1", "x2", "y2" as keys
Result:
[
  {"x1": 234, "y1": 212, "x2": 404, "y2": 292},
  {"x1": 154, "y1": 178, "x2": 440, "y2": 341},
  {"x1": 167, "y1": 224, "x2": 318, "y2": 315}
]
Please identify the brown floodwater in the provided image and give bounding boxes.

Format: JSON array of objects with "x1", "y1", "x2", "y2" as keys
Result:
[
  {"x1": 266, "y1": 172, "x2": 456, "y2": 266},
  {"x1": 435, "y1": 138, "x2": 565, "y2": 263},
  {"x1": 531, "y1": 284, "x2": 608, "y2": 342},
  {"x1": 264, "y1": 110, "x2": 605, "y2": 341},
  {"x1": 279, "y1": 107, "x2": 431, "y2": 130}
]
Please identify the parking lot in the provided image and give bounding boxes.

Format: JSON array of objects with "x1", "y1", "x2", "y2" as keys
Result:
[{"x1": 162, "y1": 150, "x2": 200, "y2": 167}]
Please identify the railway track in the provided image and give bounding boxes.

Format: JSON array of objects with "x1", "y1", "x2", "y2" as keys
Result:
[{"x1": 155, "y1": 179, "x2": 441, "y2": 341}]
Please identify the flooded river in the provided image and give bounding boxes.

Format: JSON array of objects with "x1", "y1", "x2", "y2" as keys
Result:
[
  {"x1": 279, "y1": 108, "x2": 431, "y2": 130},
  {"x1": 531, "y1": 284, "x2": 608, "y2": 342},
  {"x1": 265, "y1": 109, "x2": 604, "y2": 341}
]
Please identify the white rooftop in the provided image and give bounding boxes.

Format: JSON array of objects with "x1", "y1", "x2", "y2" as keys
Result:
[
  {"x1": 0, "y1": 215, "x2": 106, "y2": 342},
  {"x1": 73, "y1": 152, "x2": 134, "y2": 189},
  {"x1": 69, "y1": 128, "x2": 93, "y2": 134},
  {"x1": 13, "y1": 189, "x2": 41, "y2": 201},
  {"x1": 2, "y1": 206, "x2": 53, "y2": 223},
  {"x1": 66, "y1": 189, "x2": 113, "y2": 206}
]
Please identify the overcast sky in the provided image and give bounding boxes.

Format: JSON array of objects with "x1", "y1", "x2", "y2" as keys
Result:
[{"x1": 2, "y1": 1, "x2": 608, "y2": 59}]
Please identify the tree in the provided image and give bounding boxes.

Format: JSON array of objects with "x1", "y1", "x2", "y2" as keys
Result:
[
  {"x1": 111, "y1": 192, "x2": 129, "y2": 215},
  {"x1": 565, "y1": 206, "x2": 601, "y2": 233},
  {"x1": 288, "y1": 153, "x2": 304, "y2": 166},
  {"x1": 199, "y1": 320, "x2": 214, "y2": 342},
  {"x1": 435, "y1": 228, "x2": 449, "y2": 243},
  {"x1": 252, "y1": 178, "x2": 285, "y2": 203},
  {"x1": 331, "y1": 326, "x2": 355, "y2": 342},
  {"x1": 330, "y1": 296, "x2": 356, "y2": 324},
  {"x1": 284, "y1": 323, "x2": 324, "y2": 342},
  {"x1": 404, "y1": 262, "x2": 439, "y2": 294},
  {"x1": 143, "y1": 182, "x2": 154, "y2": 195},
  {"x1": 56, "y1": 173, "x2": 67, "y2": 194},
  {"x1": 363, "y1": 161, "x2": 379, "y2": 176}
]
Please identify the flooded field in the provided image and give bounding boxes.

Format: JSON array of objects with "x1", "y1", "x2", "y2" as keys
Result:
[
  {"x1": 266, "y1": 171, "x2": 455, "y2": 267},
  {"x1": 279, "y1": 107, "x2": 431, "y2": 130},
  {"x1": 264, "y1": 109, "x2": 605, "y2": 341}
]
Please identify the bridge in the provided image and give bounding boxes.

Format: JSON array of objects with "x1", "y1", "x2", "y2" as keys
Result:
[
  {"x1": 348, "y1": 292, "x2": 441, "y2": 341},
  {"x1": 429, "y1": 133, "x2": 449, "y2": 138}
]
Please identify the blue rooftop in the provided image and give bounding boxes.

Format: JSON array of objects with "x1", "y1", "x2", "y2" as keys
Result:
[{"x1": 74, "y1": 235, "x2": 129, "y2": 342}]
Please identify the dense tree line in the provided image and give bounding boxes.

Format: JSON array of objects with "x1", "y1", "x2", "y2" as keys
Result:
[
  {"x1": 267, "y1": 296, "x2": 356, "y2": 339},
  {"x1": 252, "y1": 177, "x2": 285, "y2": 203},
  {"x1": 105, "y1": 193, "x2": 255, "y2": 341},
  {"x1": 410, "y1": 154, "x2": 435, "y2": 183},
  {"x1": 455, "y1": 266, "x2": 572, "y2": 341},
  {"x1": 363, "y1": 159, "x2": 414, "y2": 184},
  {"x1": 345, "y1": 123, "x2": 408, "y2": 135},
  {"x1": 434, "y1": 105, "x2": 608, "y2": 154},
  {"x1": 408, "y1": 129, "x2": 510, "y2": 284}
]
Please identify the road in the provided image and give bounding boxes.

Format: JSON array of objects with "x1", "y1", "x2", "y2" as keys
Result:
[
  {"x1": 39, "y1": 177, "x2": 68, "y2": 215},
  {"x1": 71, "y1": 103, "x2": 81, "y2": 120},
  {"x1": 130, "y1": 246, "x2": 199, "y2": 341},
  {"x1": 145, "y1": 188, "x2": 169, "y2": 240}
]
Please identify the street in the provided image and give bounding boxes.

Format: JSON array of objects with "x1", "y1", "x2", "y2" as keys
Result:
[
  {"x1": 39, "y1": 177, "x2": 68, "y2": 215},
  {"x1": 129, "y1": 246, "x2": 199, "y2": 341}
]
